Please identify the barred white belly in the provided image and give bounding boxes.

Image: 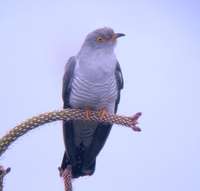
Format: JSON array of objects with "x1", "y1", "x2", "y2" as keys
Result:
[
  {"x1": 69, "y1": 72, "x2": 118, "y2": 113},
  {"x1": 69, "y1": 72, "x2": 117, "y2": 147}
]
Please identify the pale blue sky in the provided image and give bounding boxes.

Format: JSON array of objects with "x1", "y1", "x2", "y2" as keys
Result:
[{"x1": 0, "y1": 0, "x2": 200, "y2": 190}]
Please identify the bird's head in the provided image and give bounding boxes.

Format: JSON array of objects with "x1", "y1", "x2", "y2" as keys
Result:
[{"x1": 79, "y1": 27, "x2": 125, "y2": 54}]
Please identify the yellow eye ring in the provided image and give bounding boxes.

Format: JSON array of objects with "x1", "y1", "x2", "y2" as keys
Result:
[{"x1": 97, "y1": 36, "x2": 105, "y2": 42}]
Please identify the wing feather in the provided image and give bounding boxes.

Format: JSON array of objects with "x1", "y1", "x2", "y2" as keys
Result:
[
  {"x1": 62, "y1": 56, "x2": 77, "y2": 167},
  {"x1": 62, "y1": 56, "x2": 77, "y2": 108},
  {"x1": 114, "y1": 61, "x2": 124, "y2": 113}
]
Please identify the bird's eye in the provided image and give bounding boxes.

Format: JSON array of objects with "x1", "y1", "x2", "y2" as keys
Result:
[{"x1": 97, "y1": 36, "x2": 105, "y2": 42}]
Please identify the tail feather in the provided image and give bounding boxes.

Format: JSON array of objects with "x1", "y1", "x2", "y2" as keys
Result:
[{"x1": 61, "y1": 152, "x2": 96, "y2": 178}]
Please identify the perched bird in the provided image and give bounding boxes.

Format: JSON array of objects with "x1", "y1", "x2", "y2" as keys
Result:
[{"x1": 61, "y1": 27, "x2": 125, "y2": 178}]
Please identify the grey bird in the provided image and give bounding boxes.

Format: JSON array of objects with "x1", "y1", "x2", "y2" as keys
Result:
[{"x1": 61, "y1": 27, "x2": 125, "y2": 178}]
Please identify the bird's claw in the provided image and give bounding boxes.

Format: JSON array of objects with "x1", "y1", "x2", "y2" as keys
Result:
[
  {"x1": 98, "y1": 109, "x2": 106, "y2": 120},
  {"x1": 85, "y1": 108, "x2": 91, "y2": 120}
]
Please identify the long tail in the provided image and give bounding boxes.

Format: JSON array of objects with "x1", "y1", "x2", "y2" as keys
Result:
[{"x1": 61, "y1": 152, "x2": 96, "y2": 178}]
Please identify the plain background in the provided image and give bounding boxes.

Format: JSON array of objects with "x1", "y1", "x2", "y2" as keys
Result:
[{"x1": 0, "y1": 0, "x2": 200, "y2": 190}]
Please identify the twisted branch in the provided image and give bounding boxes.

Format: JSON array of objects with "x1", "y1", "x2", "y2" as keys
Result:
[
  {"x1": 0, "y1": 109, "x2": 141, "y2": 157},
  {"x1": 58, "y1": 166, "x2": 72, "y2": 191},
  {"x1": 0, "y1": 166, "x2": 11, "y2": 191},
  {"x1": 0, "y1": 109, "x2": 142, "y2": 191}
]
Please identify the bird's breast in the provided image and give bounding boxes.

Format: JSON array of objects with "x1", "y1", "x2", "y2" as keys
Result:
[
  {"x1": 69, "y1": 71, "x2": 118, "y2": 113},
  {"x1": 77, "y1": 51, "x2": 117, "y2": 83}
]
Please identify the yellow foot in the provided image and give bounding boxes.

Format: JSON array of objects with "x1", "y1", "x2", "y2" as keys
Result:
[
  {"x1": 85, "y1": 108, "x2": 91, "y2": 120},
  {"x1": 98, "y1": 109, "x2": 107, "y2": 121}
]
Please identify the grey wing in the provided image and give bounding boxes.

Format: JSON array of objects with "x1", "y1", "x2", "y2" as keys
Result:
[
  {"x1": 114, "y1": 60, "x2": 124, "y2": 113},
  {"x1": 62, "y1": 56, "x2": 77, "y2": 108},
  {"x1": 62, "y1": 56, "x2": 77, "y2": 169}
]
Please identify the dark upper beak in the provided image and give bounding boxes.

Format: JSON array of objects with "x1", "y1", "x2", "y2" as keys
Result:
[{"x1": 109, "y1": 33, "x2": 125, "y2": 41}]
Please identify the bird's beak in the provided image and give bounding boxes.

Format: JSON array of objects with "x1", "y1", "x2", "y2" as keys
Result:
[{"x1": 109, "y1": 33, "x2": 125, "y2": 41}]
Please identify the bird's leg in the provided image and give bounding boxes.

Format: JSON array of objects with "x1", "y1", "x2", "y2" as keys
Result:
[
  {"x1": 98, "y1": 108, "x2": 107, "y2": 121},
  {"x1": 85, "y1": 108, "x2": 91, "y2": 120}
]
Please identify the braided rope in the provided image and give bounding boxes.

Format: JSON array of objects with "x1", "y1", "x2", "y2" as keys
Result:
[{"x1": 0, "y1": 109, "x2": 142, "y2": 191}]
